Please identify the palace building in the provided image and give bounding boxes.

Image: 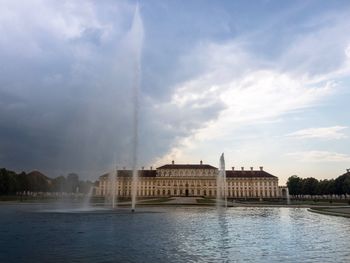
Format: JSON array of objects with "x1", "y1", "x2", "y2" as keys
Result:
[{"x1": 95, "y1": 160, "x2": 281, "y2": 198}]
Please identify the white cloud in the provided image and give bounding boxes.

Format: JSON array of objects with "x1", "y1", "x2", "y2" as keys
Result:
[
  {"x1": 154, "y1": 11, "x2": 350, "y2": 166},
  {"x1": 286, "y1": 126, "x2": 348, "y2": 140},
  {"x1": 280, "y1": 12, "x2": 350, "y2": 78},
  {"x1": 154, "y1": 43, "x2": 335, "y2": 165},
  {"x1": 287, "y1": 151, "x2": 350, "y2": 162},
  {"x1": 345, "y1": 44, "x2": 350, "y2": 59}
]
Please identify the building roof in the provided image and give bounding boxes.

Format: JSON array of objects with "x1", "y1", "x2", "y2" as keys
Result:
[
  {"x1": 157, "y1": 164, "x2": 217, "y2": 170},
  {"x1": 225, "y1": 170, "x2": 277, "y2": 178},
  {"x1": 99, "y1": 167, "x2": 277, "y2": 179}
]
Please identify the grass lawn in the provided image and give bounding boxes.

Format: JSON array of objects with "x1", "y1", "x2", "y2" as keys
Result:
[
  {"x1": 139, "y1": 197, "x2": 174, "y2": 204},
  {"x1": 196, "y1": 198, "x2": 215, "y2": 204}
]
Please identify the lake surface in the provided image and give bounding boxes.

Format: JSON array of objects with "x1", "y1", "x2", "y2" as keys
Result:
[{"x1": 0, "y1": 203, "x2": 349, "y2": 263}]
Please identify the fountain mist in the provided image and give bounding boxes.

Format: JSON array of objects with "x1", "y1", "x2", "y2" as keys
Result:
[
  {"x1": 82, "y1": 186, "x2": 93, "y2": 210},
  {"x1": 129, "y1": 4, "x2": 144, "y2": 212},
  {"x1": 110, "y1": 167, "x2": 118, "y2": 208},
  {"x1": 286, "y1": 187, "x2": 291, "y2": 205}
]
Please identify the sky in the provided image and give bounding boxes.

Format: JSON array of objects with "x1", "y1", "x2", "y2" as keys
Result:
[{"x1": 0, "y1": 0, "x2": 350, "y2": 184}]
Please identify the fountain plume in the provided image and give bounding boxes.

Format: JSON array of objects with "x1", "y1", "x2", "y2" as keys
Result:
[
  {"x1": 129, "y1": 4, "x2": 144, "y2": 212},
  {"x1": 286, "y1": 187, "x2": 291, "y2": 205},
  {"x1": 82, "y1": 186, "x2": 93, "y2": 210},
  {"x1": 217, "y1": 153, "x2": 227, "y2": 208},
  {"x1": 110, "y1": 167, "x2": 118, "y2": 208}
]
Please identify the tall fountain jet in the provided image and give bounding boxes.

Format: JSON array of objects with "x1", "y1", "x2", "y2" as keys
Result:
[
  {"x1": 129, "y1": 4, "x2": 144, "y2": 212},
  {"x1": 110, "y1": 166, "x2": 118, "y2": 209},
  {"x1": 217, "y1": 153, "x2": 228, "y2": 208}
]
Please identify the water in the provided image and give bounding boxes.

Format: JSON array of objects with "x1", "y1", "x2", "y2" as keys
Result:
[
  {"x1": 1, "y1": 203, "x2": 350, "y2": 263},
  {"x1": 217, "y1": 153, "x2": 227, "y2": 208},
  {"x1": 129, "y1": 3, "x2": 144, "y2": 212},
  {"x1": 109, "y1": 168, "x2": 117, "y2": 209},
  {"x1": 81, "y1": 186, "x2": 94, "y2": 210},
  {"x1": 286, "y1": 187, "x2": 291, "y2": 205}
]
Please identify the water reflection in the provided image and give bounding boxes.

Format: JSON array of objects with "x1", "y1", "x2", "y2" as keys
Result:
[
  {"x1": 0, "y1": 204, "x2": 350, "y2": 263},
  {"x1": 217, "y1": 210, "x2": 230, "y2": 261}
]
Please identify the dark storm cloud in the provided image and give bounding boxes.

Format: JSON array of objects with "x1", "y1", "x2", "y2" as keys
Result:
[
  {"x1": 0, "y1": 1, "x2": 229, "y2": 179},
  {"x1": 0, "y1": 1, "x2": 139, "y2": 177},
  {"x1": 0, "y1": 2, "x2": 196, "y2": 179}
]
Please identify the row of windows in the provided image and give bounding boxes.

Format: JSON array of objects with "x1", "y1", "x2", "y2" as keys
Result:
[
  {"x1": 159, "y1": 170, "x2": 217, "y2": 176},
  {"x1": 102, "y1": 180, "x2": 277, "y2": 187},
  {"x1": 101, "y1": 186, "x2": 278, "y2": 191},
  {"x1": 101, "y1": 188, "x2": 278, "y2": 197}
]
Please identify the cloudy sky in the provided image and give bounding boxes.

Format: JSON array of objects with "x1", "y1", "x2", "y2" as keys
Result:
[{"x1": 1, "y1": 0, "x2": 350, "y2": 183}]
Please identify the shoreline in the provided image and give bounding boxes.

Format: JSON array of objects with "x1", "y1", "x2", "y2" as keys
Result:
[
  {"x1": 1, "y1": 199, "x2": 349, "y2": 209},
  {"x1": 307, "y1": 207, "x2": 350, "y2": 218}
]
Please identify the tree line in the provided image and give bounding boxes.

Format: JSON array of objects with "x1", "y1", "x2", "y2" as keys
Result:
[
  {"x1": 0, "y1": 168, "x2": 94, "y2": 195},
  {"x1": 287, "y1": 172, "x2": 350, "y2": 197}
]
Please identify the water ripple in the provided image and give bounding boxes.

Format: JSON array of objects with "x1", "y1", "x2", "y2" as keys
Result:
[{"x1": 0, "y1": 205, "x2": 349, "y2": 263}]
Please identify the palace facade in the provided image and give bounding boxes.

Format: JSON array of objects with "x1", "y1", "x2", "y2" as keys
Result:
[{"x1": 95, "y1": 161, "x2": 281, "y2": 198}]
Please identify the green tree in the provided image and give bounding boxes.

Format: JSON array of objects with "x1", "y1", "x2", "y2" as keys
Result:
[
  {"x1": 327, "y1": 179, "x2": 336, "y2": 195},
  {"x1": 78, "y1": 180, "x2": 94, "y2": 194},
  {"x1": 17, "y1": 172, "x2": 29, "y2": 192},
  {"x1": 287, "y1": 175, "x2": 302, "y2": 196},
  {"x1": 317, "y1": 179, "x2": 330, "y2": 195},
  {"x1": 342, "y1": 176, "x2": 350, "y2": 195},
  {"x1": 0, "y1": 168, "x2": 18, "y2": 195},
  {"x1": 334, "y1": 174, "x2": 350, "y2": 196},
  {"x1": 66, "y1": 173, "x2": 79, "y2": 193},
  {"x1": 27, "y1": 171, "x2": 49, "y2": 192},
  {"x1": 301, "y1": 177, "x2": 319, "y2": 196},
  {"x1": 51, "y1": 176, "x2": 66, "y2": 192}
]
